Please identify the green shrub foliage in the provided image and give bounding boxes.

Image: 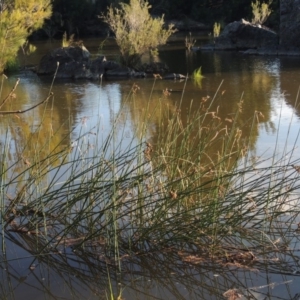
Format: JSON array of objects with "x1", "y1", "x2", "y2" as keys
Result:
[
  {"x1": 0, "y1": 0, "x2": 52, "y2": 72},
  {"x1": 102, "y1": 0, "x2": 176, "y2": 67},
  {"x1": 251, "y1": 0, "x2": 273, "y2": 25}
]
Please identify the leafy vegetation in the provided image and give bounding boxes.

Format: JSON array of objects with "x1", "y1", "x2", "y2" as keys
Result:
[
  {"x1": 61, "y1": 32, "x2": 78, "y2": 48},
  {"x1": 213, "y1": 22, "x2": 221, "y2": 38},
  {"x1": 44, "y1": 0, "x2": 280, "y2": 41},
  {"x1": 251, "y1": 0, "x2": 273, "y2": 24},
  {"x1": 185, "y1": 32, "x2": 196, "y2": 51},
  {"x1": 101, "y1": 0, "x2": 176, "y2": 67},
  {"x1": 0, "y1": 0, "x2": 52, "y2": 73}
]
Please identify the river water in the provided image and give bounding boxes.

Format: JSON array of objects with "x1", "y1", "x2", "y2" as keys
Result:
[{"x1": 1, "y1": 35, "x2": 300, "y2": 299}]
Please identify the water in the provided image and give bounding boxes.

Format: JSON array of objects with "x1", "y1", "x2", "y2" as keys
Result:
[
  {"x1": 1, "y1": 35, "x2": 300, "y2": 299},
  {"x1": 20, "y1": 36, "x2": 300, "y2": 159}
]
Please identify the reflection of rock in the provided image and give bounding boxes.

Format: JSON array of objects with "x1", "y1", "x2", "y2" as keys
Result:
[
  {"x1": 202, "y1": 19, "x2": 278, "y2": 51},
  {"x1": 37, "y1": 46, "x2": 146, "y2": 79}
]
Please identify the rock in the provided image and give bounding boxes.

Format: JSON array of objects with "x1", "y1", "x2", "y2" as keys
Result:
[
  {"x1": 37, "y1": 45, "x2": 95, "y2": 79},
  {"x1": 190, "y1": 46, "x2": 201, "y2": 52},
  {"x1": 37, "y1": 46, "x2": 145, "y2": 79},
  {"x1": 278, "y1": 50, "x2": 300, "y2": 56},
  {"x1": 105, "y1": 66, "x2": 146, "y2": 78},
  {"x1": 101, "y1": 61, "x2": 146, "y2": 78},
  {"x1": 242, "y1": 49, "x2": 278, "y2": 55},
  {"x1": 89, "y1": 56, "x2": 107, "y2": 79},
  {"x1": 205, "y1": 19, "x2": 278, "y2": 51},
  {"x1": 163, "y1": 73, "x2": 186, "y2": 80},
  {"x1": 105, "y1": 66, "x2": 134, "y2": 77},
  {"x1": 166, "y1": 18, "x2": 209, "y2": 31},
  {"x1": 139, "y1": 62, "x2": 169, "y2": 74},
  {"x1": 280, "y1": 0, "x2": 300, "y2": 50}
]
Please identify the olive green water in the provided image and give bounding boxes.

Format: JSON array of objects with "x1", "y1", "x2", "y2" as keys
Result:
[{"x1": 1, "y1": 35, "x2": 300, "y2": 299}]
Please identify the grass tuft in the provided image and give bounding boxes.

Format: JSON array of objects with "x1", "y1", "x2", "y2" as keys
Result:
[{"x1": 1, "y1": 77, "x2": 300, "y2": 299}]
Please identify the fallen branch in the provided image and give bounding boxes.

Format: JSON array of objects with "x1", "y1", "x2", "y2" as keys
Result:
[{"x1": 0, "y1": 92, "x2": 53, "y2": 115}]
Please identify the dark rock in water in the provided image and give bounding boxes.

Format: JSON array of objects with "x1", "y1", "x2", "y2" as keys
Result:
[
  {"x1": 89, "y1": 56, "x2": 107, "y2": 78},
  {"x1": 190, "y1": 46, "x2": 201, "y2": 52},
  {"x1": 105, "y1": 66, "x2": 146, "y2": 78},
  {"x1": 163, "y1": 73, "x2": 186, "y2": 80},
  {"x1": 242, "y1": 49, "x2": 300, "y2": 56},
  {"x1": 139, "y1": 62, "x2": 169, "y2": 74},
  {"x1": 37, "y1": 45, "x2": 101, "y2": 79},
  {"x1": 37, "y1": 46, "x2": 90, "y2": 74},
  {"x1": 101, "y1": 60, "x2": 146, "y2": 78},
  {"x1": 202, "y1": 19, "x2": 278, "y2": 51},
  {"x1": 37, "y1": 46, "x2": 146, "y2": 79},
  {"x1": 105, "y1": 67, "x2": 132, "y2": 78}
]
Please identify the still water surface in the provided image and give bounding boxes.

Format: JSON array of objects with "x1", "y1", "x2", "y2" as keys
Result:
[
  {"x1": 1, "y1": 35, "x2": 300, "y2": 299},
  {"x1": 8, "y1": 36, "x2": 300, "y2": 159}
]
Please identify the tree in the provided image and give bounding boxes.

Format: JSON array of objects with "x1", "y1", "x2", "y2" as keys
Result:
[
  {"x1": 0, "y1": 0, "x2": 52, "y2": 72},
  {"x1": 102, "y1": 0, "x2": 176, "y2": 67}
]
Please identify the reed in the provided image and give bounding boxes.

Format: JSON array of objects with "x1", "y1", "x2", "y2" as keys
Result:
[{"x1": 1, "y1": 77, "x2": 300, "y2": 299}]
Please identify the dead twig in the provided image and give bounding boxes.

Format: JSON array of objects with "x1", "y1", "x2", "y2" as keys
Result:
[
  {"x1": 0, "y1": 78, "x2": 20, "y2": 110},
  {"x1": 0, "y1": 92, "x2": 53, "y2": 115}
]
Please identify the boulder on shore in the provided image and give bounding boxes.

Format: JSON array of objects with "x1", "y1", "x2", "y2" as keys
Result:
[{"x1": 202, "y1": 19, "x2": 278, "y2": 51}]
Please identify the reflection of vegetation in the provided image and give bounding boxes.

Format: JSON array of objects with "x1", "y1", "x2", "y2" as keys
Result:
[
  {"x1": 192, "y1": 66, "x2": 204, "y2": 88},
  {"x1": 192, "y1": 66, "x2": 204, "y2": 79},
  {"x1": 2, "y1": 225, "x2": 299, "y2": 299},
  {"x1": 1, "y1": 79, "x2": 300, "y2": 299},
  {"x1": 0, "y1": 77, "x2": 72, "y2": 191},
  {"x1": 205, "y1": 55, "x2": 277, "y2": 151}
]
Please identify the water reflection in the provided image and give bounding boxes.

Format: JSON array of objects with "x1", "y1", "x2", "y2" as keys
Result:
[
  {"x1": 2, "y1": 228, "x2": 300, "y2": 300},
  {"x1": 14, "y1": 38, "x2": 294, "y2": 163},
  {"x1": 1, "y1": 38, "x2": 300, "y2": 299}
]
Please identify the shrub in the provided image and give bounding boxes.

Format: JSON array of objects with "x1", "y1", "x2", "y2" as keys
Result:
[
  {"x1": 251, "y1": 0, "x2": 272, "y2": 25},
  {"x1": 0, "y1": 0, "x2": 52, "y2": 73},
  {"x1": 62, "y1": 32, "x2": 76, "y2": 48},
  {"x1": 102, "y1": 0, "x2": 176, "y2": 67},
  {"x1": 185, "y1": 32, "x2": 196, "y2": 51},
  {"x1": 213, "y1": 22, "x2": 221, "y2": 38}
]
